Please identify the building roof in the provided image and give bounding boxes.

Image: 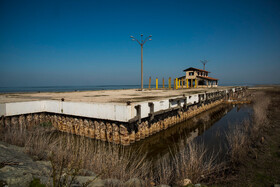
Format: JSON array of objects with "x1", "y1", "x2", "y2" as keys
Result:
[
  {"x1": 197, "y1": 76, "x2": 218, "y2": 81},
  {"x1": 183, "y1": 67, "x2": 210, "y2": 73},
  {"x1": 177, "y1": 75, "x2": 218, "y2": 81},
  {"x1": 177, "y1": 75, "x2": 186, "y2": 79}
]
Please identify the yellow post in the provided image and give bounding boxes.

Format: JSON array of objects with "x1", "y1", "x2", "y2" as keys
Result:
[
  {"x1": 149, "y1": 77, "x2": 151, "y2": 89},
  {"x1": 186, "y1": 79, "x2": 189, "y2": 88},
  {"x1": 162, "y1": 78, "x2": 165, "y2": 88},
  {"x1": 169, "y1": 77, "x2": 171, "y2": 89},
  {"x1": 181, "y1": 78, "x2": 184, "y2": 89},
  {"x1": 191, "y1": 79, "x2": 193, "y2": 88},
  {"x1": 178, "y1": 79, "x2": 180, "y2": 88},
  {"x1": 173, "y1": 79, "x2": 176, "y2": 89},
  {"x1": 176, "y1": 78, "x2": 178, "y2": 89},
  {"x1": 195, "y1": 79, "x2": 198, "y2": 88},
  {"x1": 180, "y1": 79, "x2": 182, "y2": 89},
  {"x1": 156, "y1": 78, "x2": 158, "y2": 89}
]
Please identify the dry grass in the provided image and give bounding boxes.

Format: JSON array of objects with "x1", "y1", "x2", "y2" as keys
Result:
[
  {"x1": 0, "y1": 125, "x2": 150, "y2": 185},
  {"x1": 150, "y1": 141, "x2": 226, "y2": 185},
  {"x1": 152, "y1": 154, "x2": 174, "y2": 185},
  {"x1": 1, "y1": 123, "x2": 225, "y2": 186},
  {"x1": 225, "y1": 91, "x2": 271, "y2": 166},
  {"x1": 251, "y1": 91, "x2": 270, "y2": 134},
  {"x1": 2, "y1": 125, "x2": 29, "y2": 147},
  {"x1": 225, "y1": 120, "x2": 250, "y2": 165},
  {"x1": 173, "y1": 141, "x2": 224, "y2": 185}
]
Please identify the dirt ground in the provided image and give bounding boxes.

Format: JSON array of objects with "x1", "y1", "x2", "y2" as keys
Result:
[
  {"x1": 227, "y1": 86, "x2": 280, "y2": 186},
  {"x1": 0, "y1": 86, "x2": 232, "y2": 104}
]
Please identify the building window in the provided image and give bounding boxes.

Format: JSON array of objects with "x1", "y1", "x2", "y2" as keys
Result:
[{"x1": 189, "y1": 72, "x2": 194, "y2": 76}]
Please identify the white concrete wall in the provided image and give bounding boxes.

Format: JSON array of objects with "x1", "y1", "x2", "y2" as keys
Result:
[
  {"x1": 61, "y1": 102, "x2": 130, "y2": 122},
  {"x1": 44, "y1": 100, "x2": 62, "y2": 113},
  {"x1": 5, "y1": 101, "x2": 44, "y2": 116},
  {"x1": 130, "y1": 94, "x2": 201, "y2": 120},
  {"x1": 0, "y1": 87, "x2": 238, "y2": 122},
  {"x1": 1, "y1": 100, "x2": 131, "y2": 122},
  {"x1": 135, "y1": 99, "x2": 171, "y2": 119},
  {"x1": 187, "y1": 94, "x2": 199, "y2": 104}
]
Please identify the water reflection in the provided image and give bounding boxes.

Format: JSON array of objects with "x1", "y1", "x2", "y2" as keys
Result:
[
  {"x1": 130, "y1": 104, "x2": 237, "y2": 160},
  {"x1": 194, "y1": 104, "x2": 252, "y2": 160}
]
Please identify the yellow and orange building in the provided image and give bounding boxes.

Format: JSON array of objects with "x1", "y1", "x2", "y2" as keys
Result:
[{"x1": 176, "y1": 67, "x2": 218, "y2": 88}]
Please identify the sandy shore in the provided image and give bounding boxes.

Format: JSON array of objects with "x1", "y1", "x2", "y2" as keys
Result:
[{"x1": 0, "y1": 87, "x2": 233, "y2": 104}]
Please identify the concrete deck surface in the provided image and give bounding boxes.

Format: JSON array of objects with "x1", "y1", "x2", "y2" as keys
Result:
[{"x1": 0, "y1": 86, "x2": 233, "y2": 104}]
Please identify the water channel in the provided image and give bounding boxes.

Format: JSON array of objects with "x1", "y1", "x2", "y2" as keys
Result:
[
  {"x1": 54, "y1": 104, "x2": 253, "y2": 160},
  {"x1": 54, "y1": 103, "x2": 253, "y2": 163},
  {"x1": 130, "y1": 103, "x2": 253, "y2": 161}
]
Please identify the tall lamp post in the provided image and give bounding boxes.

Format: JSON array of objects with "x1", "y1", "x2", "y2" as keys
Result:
[{"x1": 130, "y1": 34, "x2": 152, "y2": 90}]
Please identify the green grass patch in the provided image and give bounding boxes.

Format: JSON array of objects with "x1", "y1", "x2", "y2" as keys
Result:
[
  {"x1": 29, "y1": 178, "x2": 45, "y2": 187},
  {"x1": 39, "y1": 121, "x2": 52, "y2": 128},
  {"x1": 254, "y1": 172, "x2": 275, "y2": 184}
]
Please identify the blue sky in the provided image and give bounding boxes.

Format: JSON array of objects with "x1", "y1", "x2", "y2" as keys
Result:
[{"x1": 0, "y1": 0, "x2": 280, "y2": 87}]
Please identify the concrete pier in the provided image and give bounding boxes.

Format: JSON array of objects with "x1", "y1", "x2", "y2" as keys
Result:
[{"x1": 0, "y1": 86, "x2": 246, "y2": 145}]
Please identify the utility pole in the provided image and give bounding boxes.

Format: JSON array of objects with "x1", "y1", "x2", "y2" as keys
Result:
[
  {"x1": 200, "y1": 60, "x2": 208, "y2": 70},
  {"x1": 130, "y1": 34, "x2": 152, "y2": 90}
]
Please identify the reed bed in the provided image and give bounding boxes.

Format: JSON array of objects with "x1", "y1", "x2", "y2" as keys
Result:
[{"x1": 225, "y1": 91, "x2": 270, "y2": 165}]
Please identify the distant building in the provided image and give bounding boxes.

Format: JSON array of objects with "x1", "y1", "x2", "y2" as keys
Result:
[{"x1": 177, "y1": 67, "x2": 218, "y2": 88}]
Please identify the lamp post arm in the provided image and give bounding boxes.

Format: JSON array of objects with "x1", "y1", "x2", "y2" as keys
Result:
[
  {"x1": 143, "y1": 36, "x2": 151, "y2": 45},
  {"x1": 134, "y1": 38, "x2": 141, "y2": 45},
  {"x1": 131, "y1": 36, "x2": 141, "y2": 45}
]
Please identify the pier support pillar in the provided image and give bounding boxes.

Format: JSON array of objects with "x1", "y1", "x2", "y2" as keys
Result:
[
  {"x1": 120, "y1": 124, "x2": 130, "y2": 146},
  {"x1": 89, "y1": 120, "x2": 95, "y2": 138},
  {"x1": 100, "y1": 122, "x2": 107, "y2": 141},
  {"x1": 94, "y1": 121, "x2": 101, "y2": 140},
  {"x1": 83, "y1": 119, "x2": 89, "y2": 137},
  {"x1": 144, "y1": 121, "x2": 149, "y2": 137},
  {"x1": 129, "y1": 130, "x2": 135, "y2": 143},
  {"x1": 112, "y1": 123, "x2": 120, "y2": 144},
  {"x1": 139, "y1": 122, "x2": 145, "y2": 139},
  {"x1": 135, "y1": 105, "x2": 141, "y2": 124},
  {"x1": 106, "y1": 123, "x2": 113, "y2": 142},
  {"x1": 148, "y1": 102, "x2": 154, "y2": 121},
  {"x1": 135, "y1": 130, "x2": 140, "y2": 141}
]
